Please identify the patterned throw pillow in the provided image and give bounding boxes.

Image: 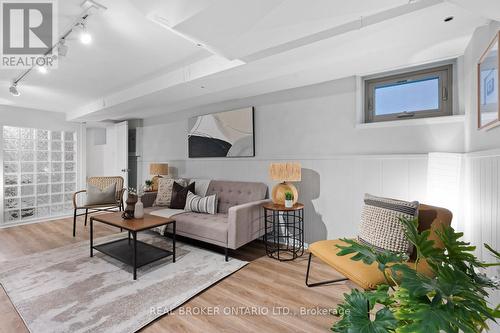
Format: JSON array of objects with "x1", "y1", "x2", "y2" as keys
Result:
[
  {"x1": 154, "y1": 178, "x2": 187, "y2": 207},
  {"x1": 184, "y1": 191, "x2": 218, "y2": 214},
  {"x1": 358, "y1": 194, "x2": 419, "y2": 255}
]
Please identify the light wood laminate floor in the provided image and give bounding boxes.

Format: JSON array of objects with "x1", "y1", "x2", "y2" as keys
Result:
[{"x1": 0, "y1": 215, "x2": 355, "y2": 333}]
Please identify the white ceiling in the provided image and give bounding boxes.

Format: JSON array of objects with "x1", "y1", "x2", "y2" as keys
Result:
[{"x1": 0, "y1": 0, "x2": 497, "y2": 121}]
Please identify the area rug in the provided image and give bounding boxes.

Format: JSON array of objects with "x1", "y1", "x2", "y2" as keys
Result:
[{"x1": 0, "y1": 232, "x2": 247, "y2": 333}]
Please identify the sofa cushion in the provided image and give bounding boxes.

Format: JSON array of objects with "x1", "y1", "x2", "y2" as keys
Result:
[
  {"x1": 358, "y1": 194, "x2": 418, "y2": 255},
  {"x1": 188, "y1": 179, "x2": 212, "y2": 197},
  {"x1": 206, "y1": 180, "x2": 267, "y2": 213},
  {"x1": 174, "y1": 212, "x2": 228, "y2": 244}
]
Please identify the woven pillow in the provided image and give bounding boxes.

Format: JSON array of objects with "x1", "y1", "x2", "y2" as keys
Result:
[
  {"x1": 358, "y1": 194, "x2": 419, "y2": 255},
  {"x1": 154, "y1": 178, "x2": 187, "y2": 207},
  {"x1": 184, "y1": 191, "x2": 218, "y2": 214}
]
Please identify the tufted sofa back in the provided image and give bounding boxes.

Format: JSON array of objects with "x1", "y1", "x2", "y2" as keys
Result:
[{"x1": 206, "y1": 180, "x2": 268, "y2": 214}]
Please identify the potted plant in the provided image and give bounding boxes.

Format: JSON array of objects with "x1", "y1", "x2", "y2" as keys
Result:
[
  {"x1": 144, "y1": 179, "x2": 153, "y2": 192},
  {"x1": 332, "y1": 218, "x2": 500, "y2": 333},
  {"x1": 284, "y1": 191, "x2": 294, "y2": 208}
]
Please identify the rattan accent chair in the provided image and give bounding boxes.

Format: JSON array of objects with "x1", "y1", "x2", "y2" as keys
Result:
[{"x1": 72, "y1": 176, "x2": 125, "y2": 237}]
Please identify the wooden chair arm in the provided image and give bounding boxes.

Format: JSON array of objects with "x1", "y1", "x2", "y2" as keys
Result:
[{"x1": 73, "y1": 190, "x2": 86, "y2": 208}]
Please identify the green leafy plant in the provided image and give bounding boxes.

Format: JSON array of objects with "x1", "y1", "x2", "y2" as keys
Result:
[
  {"x1": 285, "y1": 191, "x2": 294, "y2": 201},
  {"x1": 145, "y1": 179, "x2": 153, "y2": 186},
  {"x1": 332, "y1": 218, "x2": 500, "y2": 333}
]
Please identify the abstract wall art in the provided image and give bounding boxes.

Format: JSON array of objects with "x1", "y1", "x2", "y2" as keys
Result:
[{"x1": 188, "y1": 107, "x2": 255, "y2": 158}]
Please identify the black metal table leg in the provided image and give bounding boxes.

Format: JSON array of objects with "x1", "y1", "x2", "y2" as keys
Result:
[
  {"x1": 128, "y1": 231, "x2": 131, "y2": 245},
  {"x1": 133, "y1": 231, "x2": 137, "y2": 280},
  {"x1": 172, "y1": 221, "x2": 176, "y2": 263},
  {"x1": 276, "y1": 210, "x2": 280, "y2": 260},
  {"x1": 90, "y1": 217, "x2": 94, "y2": 257}
]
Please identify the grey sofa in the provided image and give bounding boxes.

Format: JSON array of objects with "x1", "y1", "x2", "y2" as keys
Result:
[{"x1": 143, "y1": 180, "x2": 270, "y2": 261}]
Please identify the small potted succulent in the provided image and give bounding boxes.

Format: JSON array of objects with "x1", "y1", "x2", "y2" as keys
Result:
[
  {"x1": 144, "y1": 179, "x2": 153, "y2": 192},
  {"x1": 284, "y1": 191, "x2": 294, "y2": 208}
]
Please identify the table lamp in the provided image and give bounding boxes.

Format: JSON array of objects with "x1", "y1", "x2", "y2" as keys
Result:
[
  {"x1": 149, "y1": 163, "x2": 169, "y2": 191},
  {"x1": 269, "y1": 162, "x2": 301, "y2": 205}
]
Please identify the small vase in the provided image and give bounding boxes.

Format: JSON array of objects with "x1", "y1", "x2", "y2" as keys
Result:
[
  {"x1": 135, "y1": 196, "x2": 144, "y2": 219},
  {"x1": 285, "y1": 200, "x2": 293, "y2": 208}
]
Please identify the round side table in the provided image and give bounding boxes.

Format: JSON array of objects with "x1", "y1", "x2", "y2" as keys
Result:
[{"x1": 262, "y1": 202, "x2": 304, "y2": 261}]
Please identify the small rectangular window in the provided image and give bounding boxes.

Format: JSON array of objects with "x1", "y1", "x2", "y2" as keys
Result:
[{"x1": 365, "y1": 65, "x2": 452, "y2": 122}]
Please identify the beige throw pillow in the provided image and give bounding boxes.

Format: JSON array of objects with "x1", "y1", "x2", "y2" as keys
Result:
[
  {"x1": 85, "y1": 183, "x2": 116, "y2": 206},
  {"x1": 154, "y1": 178, "x2": 187, "y2": 207}
]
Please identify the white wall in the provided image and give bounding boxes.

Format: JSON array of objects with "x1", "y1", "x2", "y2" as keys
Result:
[
  {"x1": 86, "y1": 126, "x2": 118, "y2": 178},
  {"x1": 146, "y1": 156, "x2": 428, "y2": 242},
  {"x1": 456, "y1": 20, "x2": 500, "y2": 281},
  {"x1": 143, "y1": 77, "x2": 465, "y2": 158},
  {"x1": 462, "y1": 149, "x2": 500, "y2": 281},
  {"x1": 464, "y1": 21, "x2": 500, "y2": 152},
  {"x1": 135, "y1": 77, "x2": 468, "y2": 243}
]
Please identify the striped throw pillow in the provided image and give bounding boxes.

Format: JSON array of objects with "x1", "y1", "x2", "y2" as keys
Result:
[
  {"x1": 184, "y1": 191, "x2": 218, "y2": 215},
  {"x1": 358, "y1": 194, "x2": 419, "y2": 255}
]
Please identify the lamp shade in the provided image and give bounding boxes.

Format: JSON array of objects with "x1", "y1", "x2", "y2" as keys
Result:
[
  {"x1": 269, "y1": 162, "x2": 301, "y2": 182},
  {"x1": 149, "y1": 163, "x2": 169, "y2": 176}
]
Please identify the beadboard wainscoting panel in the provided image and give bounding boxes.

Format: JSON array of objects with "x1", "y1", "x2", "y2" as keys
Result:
[
  {"x1": 139, "y1": 155, "x2": 428, "y2": 243},
  {"x1": 465, "y1": 150, "x2": 500, "y2": 279},
  {"x1": 427, "y1": 153, "x2": 465, "y2": 231}
]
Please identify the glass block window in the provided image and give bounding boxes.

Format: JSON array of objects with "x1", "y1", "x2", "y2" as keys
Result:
[{"x1": 3, "y1": 126, "x2": 77, "y2": 224}]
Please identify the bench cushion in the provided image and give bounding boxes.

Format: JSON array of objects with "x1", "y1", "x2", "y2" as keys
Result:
[{"x1": 309, "y1": 239, "x2": 433, "y2": 290}]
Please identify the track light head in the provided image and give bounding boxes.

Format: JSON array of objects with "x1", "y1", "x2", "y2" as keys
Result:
[
  {"x1": 80, "y1": 32, "x2": 92, "y2": 44},
  {"x1": 9, "y1": 83, "x2": 20, "y2": 96},
  {"x1": 80, "y1": 23, "x2": 92, "y2": 44},
  {"x1": 58, "y1": 39, "x2": 68, "y2": 56}
]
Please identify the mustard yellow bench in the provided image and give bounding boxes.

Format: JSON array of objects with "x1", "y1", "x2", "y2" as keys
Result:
[{"x1": 305, "y1": 204, "x2": 452, "y2": 290}]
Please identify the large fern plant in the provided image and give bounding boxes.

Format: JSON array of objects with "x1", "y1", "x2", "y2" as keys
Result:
[{"x1": 332, "y1": 218, "x2": 500, "y2": 333}]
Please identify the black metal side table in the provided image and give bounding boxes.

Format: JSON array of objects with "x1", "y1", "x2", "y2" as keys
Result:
[{"x1": 263, "y1": 202, "x2": 305, "y2": 261}]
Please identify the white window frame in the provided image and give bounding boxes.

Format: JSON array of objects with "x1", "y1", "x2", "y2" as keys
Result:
[{"x1": 364, "y1": 64, "x2": 453, "y2": 123}]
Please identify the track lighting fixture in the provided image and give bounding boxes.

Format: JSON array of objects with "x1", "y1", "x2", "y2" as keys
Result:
[
  {"x1": 9, "y1": 83, "x2": 20, "y2": 96},
  {"x1": 7, "y1": 0, "x2": 106, "y2": 96}
]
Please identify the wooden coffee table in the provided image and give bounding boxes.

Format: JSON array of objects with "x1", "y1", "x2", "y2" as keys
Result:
[{"x1": 90, "y1": 212, "x2": 176, "y2": 280}]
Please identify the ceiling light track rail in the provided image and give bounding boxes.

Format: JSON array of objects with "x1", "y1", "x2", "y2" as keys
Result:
[{"x1": 9, "y1": 0, "x2": 107, "y2": 96}]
